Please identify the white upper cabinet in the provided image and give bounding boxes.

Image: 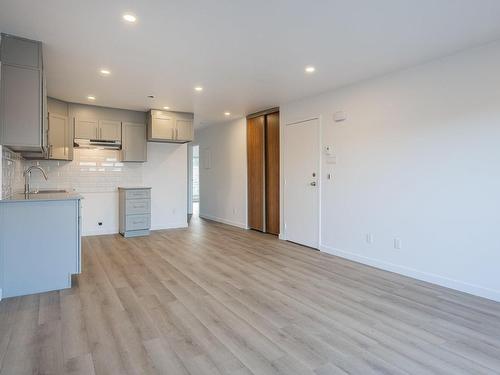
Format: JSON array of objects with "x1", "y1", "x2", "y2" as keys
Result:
[
  {"x1": 147, "y1": 110, "x2": 193, "y2": 143},
  {"x1": 122, "y1": 122, "x2": 147, "y2": 162},
  {"x1": 98, "y1": 120, "x2": 121, "y2": 141},
  {"x1": 74, "y1": 118, "x2": 98, "y2": 139},
  {"x1": 48, "y1": 113, "x2": 71, "y2": 160}
]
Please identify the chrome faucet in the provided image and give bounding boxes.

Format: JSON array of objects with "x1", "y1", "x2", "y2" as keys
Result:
[{"x1": 24, "y1": 166, "x2": 48, "y2": 194}]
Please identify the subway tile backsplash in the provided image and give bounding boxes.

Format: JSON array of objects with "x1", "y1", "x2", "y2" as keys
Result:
[
  {"x1": 1, "y1": 147, "x2": 24, "y2": 198},
  {"x1": 26, "y1": 149, "x2": 143, "y2": 193}
]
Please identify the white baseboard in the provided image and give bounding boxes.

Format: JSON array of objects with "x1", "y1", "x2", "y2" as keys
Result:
[
  {"x1": 151, "y1": 222, "x2": 188, "y2": 230},
  {"x1": 199, "y1": 213, "x2": 248, "y2": 229},
  {"x1": 320, "y1": 244, "x2": 500, "y2": 303},
  {"x1": 83, "y1": 228, "x2": 118, "y2": 236},
  {"x1": 83, "y1": 222, "x2": 189, "y2": 237}
]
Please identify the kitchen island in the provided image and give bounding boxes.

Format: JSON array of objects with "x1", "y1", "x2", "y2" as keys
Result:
[{"x1": 0, "y1": 191, "x2": 83, "y2": 299}]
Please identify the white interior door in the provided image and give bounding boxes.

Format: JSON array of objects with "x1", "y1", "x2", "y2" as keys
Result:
[{"x1": 284, "y1": 118, "x2": 320, "y2": 248}]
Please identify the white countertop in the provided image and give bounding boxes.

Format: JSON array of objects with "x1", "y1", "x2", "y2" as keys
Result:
[
  {"x1": 118, "y1": 186, "x2": 152, "y2": 190},
  {"x1": 0, "y1": 192, "x2": 84, "y2": 203}
]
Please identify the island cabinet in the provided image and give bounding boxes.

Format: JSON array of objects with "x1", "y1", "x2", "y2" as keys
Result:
[{"x1": 0, "y1": 194, "x2": 82, "y2": 298}]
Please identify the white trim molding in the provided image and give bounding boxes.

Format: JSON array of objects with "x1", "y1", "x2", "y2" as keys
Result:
[
  {"x1": 199, "y1": 213, "x2": 248, "y2": 229},
  {"x1": 320, "y1": 244, "x2": 500, "y2": 303}
]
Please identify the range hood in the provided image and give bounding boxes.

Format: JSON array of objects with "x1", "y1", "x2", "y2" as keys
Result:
[{"x1": 74, "y1": 139, "x2": 122, "y2": 150}]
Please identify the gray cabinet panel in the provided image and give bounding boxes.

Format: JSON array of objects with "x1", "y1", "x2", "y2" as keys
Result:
[
  {"x1": 125, "y1": 214, "x2": 151, "y2": 230},
  {"x1": 0, "y1": 34, "x2": 41, "y2": 68},
  {"x1": 0, "y1": 64, "x2": 41, "y2": 148},
  {"x1": 0, "y1": 199, "x2": 81, "y2": 298},
  {"x1": 125, "y1": 199, "x2": 151, "y2": 215},
  {"x1": 119, "y1": 187, "x2": 151, "y2": 237},
  {"x1": 0, "y1": 33, "x2": 46, "y2": 155},
  {"x1": 122, "y1": 122, "x2": 147, "y2": 162},
  {"x1": 98, "y1": 120, "x2": 121, "y2": 141},
  {"x1": 147, "y1": 109, "x2": 193, "y2": 143},
  {"x1": 125, "y1": 189, "x2": 150, "y2": 200},
  {"x1": 48, "y1": 113, "x2": 71, "y2": 160},
  {"x1": 176, "y1": 118, "x2": 194, "y2": 142},
  {"x1": 74, "y1": 118, "x2": 98, "y2": 139}
]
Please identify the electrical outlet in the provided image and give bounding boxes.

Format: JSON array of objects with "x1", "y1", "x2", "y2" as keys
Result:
[
  {"x1": 233, "y1": 208, "x2": 237, "y2": 215},
  {"x1": 98, "y1": 222, "x2": 103, "y2": 227},
  {"x1": 394, "y1": 238, "x2": 402, "y2": 250},
  {"x1": 366, "y1": 233, "x2": 373, "y2": 244}
]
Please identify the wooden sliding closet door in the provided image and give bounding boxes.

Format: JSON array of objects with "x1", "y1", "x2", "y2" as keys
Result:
[
  {"x1": 247, "y1": 109, "x2": 280, "y2": 234},
  {"x1": 247, "y1": 116, "x2": 265, "y2": 231},
  {"x1": 265, "y1": 112, "x2": 280, "y2": 235}
]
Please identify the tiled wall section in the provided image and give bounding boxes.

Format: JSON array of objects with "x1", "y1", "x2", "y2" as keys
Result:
[
  {"x1": 26, "y1": 149, "x2": 143, "y2": 193},
  {"x1": 1, "y1": 147, "x2": 24, "y2": 198}
]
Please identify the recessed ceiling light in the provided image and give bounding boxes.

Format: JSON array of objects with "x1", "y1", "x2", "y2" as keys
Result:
[
  {"x1": 163, "y1": 106, "x2": 170, "y2": 110},
  {"x1": 123, "y1": 13, "x2": 136, "y2": 23},
  {"x1": 100, "y1": 69, "x2": 111, "y2": 76},
  {"x1": 194, "y1": 86, "x2": 203, "y2": 92},
  {"x1": 224, "y1": 112, "x2": 231, "y2": 116},
  {"x1": 305, "y1": 66, "x2": 316, "y2": 73},
  {"x1": 87, "y1": 95, "x2": 96, "y2": 101}
]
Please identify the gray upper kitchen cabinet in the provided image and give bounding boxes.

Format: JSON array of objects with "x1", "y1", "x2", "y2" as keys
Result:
[
  {"x1": 48, "y1": 113, "x2": 72, "y2": 160},
  {"x1": 175, "y1": 115, "x2": 194, "y2": 142},
  {"x1": 147, "y1": 109, "x2": 194, "y2": 143},
  {"x1": 98, "y1": 120, "x2": 121, "y2": 141},
  {"x1": 0, "y1": 34, "x2": 47, "y2": 154},
  {"x1": 0, "y1": 34, "x2": 42, "y2": 68},
  {"x1": 74, "y1": 118, "x2": 121, "y2": 141},
  {"x1": 74, "y1": 118, "x2": 98, "y2": 139},
  {"x1": 122, "y1": 122, "x2": 147, "y2": 162},
  {"x1": 148, "y1": 110, "x2": 175, "y2": 141}
]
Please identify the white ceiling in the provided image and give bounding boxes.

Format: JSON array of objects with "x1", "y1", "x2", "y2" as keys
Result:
[{"x1": 2, "y1": 1, "x2": 500, "y2": 127}]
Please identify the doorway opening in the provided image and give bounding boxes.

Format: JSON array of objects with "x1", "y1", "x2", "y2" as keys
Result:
[{"x1": 192, "y1": 145, "x2": 200, "y2": 216}]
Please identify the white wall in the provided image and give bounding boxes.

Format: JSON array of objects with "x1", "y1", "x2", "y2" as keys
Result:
[
  {"x1": 281, "y1": 41, "x2": 500, "y2": 302},
  {"x1": 143, "y1": 142, "x2": 188, "y2": 230},
  {"x1": 196, "y1": 118, "x2": 247, "y2": 228}
]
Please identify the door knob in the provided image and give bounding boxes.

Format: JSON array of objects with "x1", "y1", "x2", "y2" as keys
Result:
[{"x1": 310, "y1": 181, "x2": 317, "y2": 186}]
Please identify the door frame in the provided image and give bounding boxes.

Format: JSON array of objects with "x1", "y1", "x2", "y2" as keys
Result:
[{"x1": 282, "y1": 115, "x2": 323, "y2": 249}]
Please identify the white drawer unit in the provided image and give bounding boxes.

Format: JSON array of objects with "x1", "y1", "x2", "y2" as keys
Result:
[{"x1": 118, "y1": 187, "x2": 152, "y2": 237}]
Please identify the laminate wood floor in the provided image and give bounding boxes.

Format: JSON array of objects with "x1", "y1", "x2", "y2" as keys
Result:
[{"x1": 1, "y1": 216, "x2": 500, "y2": 375}]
